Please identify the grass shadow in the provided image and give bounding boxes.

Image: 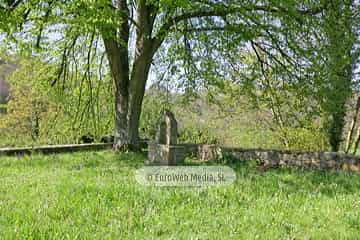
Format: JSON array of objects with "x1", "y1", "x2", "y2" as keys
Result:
[{"x1": 184, "y1": 156, "x2": 360, "y2": 197}]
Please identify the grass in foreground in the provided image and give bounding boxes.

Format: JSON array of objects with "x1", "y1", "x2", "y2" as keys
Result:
[{"x1": 1, "y1": 151, "x2": 360, "y2": 239}]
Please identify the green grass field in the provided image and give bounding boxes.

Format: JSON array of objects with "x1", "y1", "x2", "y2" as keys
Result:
[{"x1": 1, "y1": 151, "x2": 360, "y2": 239}]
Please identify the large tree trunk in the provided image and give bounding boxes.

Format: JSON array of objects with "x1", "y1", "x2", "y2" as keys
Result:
[
  {"x1": 102, "y1": 0, "x2": 131, "y2": 150},
  {"x1": 101, "y1": 0, "x2": 157, "y2": 151},
  {"x1": 113, "y1": 72, "x2": 130, "y2": 150},
  {"x1": 345, "y1": 96, "x2": 360, "y2": 153},
  {"x1": 127, "y1": 40, "x2": 154, "y2": 149},
  {"x1": 128, "y1": 57, "x2": 152, "y2": 149},
  {"x1": 327, "y1": 108, "x2": 347, "y2": 152},
  {"x1": 105, "y1": 42, "x2": 130, "y2": 150},
  {"x1": 126, "y1": 0, "x2": 156, "y2": 150}
]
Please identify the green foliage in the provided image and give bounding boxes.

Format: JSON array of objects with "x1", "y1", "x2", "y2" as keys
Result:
[
  {"x1": 52, "y1": 71, "x2": 114, "y2": 143},
  {"x1": 277, "y1": 126, "x2": 328, "y2": 151},
  {"x1": 223, "y1": 49, "x2": 331, "y2": 150},
  {"x1": 140, "y1": 92, "x2": 170, "y2": 140},
  {"x1": 0, "y1": 57, "x2": 58, "y2": 146},
  {"x1": 178, "y1": 125, "x2": 219, "y2": 144},
  {"x1": 0, "y1": 0, "x2": 358, "y2": 152},
  {"x1": 0, "y1": 56, "x2": 114, "y2": 147},
  {"x1": 313, "y1": 1, "x2": 358, "y2": 151}
]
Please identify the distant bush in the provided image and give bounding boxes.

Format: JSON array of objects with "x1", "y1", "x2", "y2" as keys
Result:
[
  {"x1": 140, "y1": 97, "x2": 162, "y2": 140},
  {"x1": 277, "y1": 126, "x2": 328, "y2": 151},
  {"x1": 178, "y1": 126, "x2": 219, "y2": 144},
  {"x1": 0, "y1": 58, "x2": 58, "y2": 146},
  {"x1": 140, "y1": 92, "x2": 172, "y2": 140},
  {"x1": 0, "y1": 57, "x2": 114, "y2": 147}
]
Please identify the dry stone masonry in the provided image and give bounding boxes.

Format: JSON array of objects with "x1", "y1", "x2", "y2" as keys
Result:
[{"x1": 180, "y1": 144, "x2": 360, "y2": 173}]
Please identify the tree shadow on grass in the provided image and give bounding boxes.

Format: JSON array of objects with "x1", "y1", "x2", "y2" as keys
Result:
[
  {"x1": 113, "y1": 151, "x2": 147, "y2": 168},
  {"x1": 108, "y1": 152, "x2": 360, "y2": 197},
  {"x1": 0, "y1": 150, "x2": 147, "y2": 171},
  {"x1": 238, "y1": 161, "x2": 360, "y2": 197},
  {"x1": 184, "y1": 157, "x2": 360, "y2": 197}
]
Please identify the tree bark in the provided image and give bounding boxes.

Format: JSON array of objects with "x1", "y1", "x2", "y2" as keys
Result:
[
  {"x1": 104, "y1": 39, "x2": 130, "y2": 150},
  {"x1": 345, "y1": 96, "x2": 360, "y2": 153},
  {"x1": 328, "y1": 108, "x2": 347, "y2": 152},
  {"x1": 128, "y1": 55, "x2": 152, "y2": 149},
  {"x1": 126, "y1": 0, "x2": 156, "y2": 150},
  {"x1": 352, "y1": 127, "x2": 360, "y2": 154},
  {"x1": 102, "y1": 0, "x2": 130, "y2": 150}
]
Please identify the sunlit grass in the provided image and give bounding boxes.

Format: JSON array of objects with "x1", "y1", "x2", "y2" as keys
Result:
[{"x1": 0, "y1": 151, "x2": 360, "y2": 239}]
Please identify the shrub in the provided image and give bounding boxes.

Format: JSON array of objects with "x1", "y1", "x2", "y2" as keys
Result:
[
  {"x1": 277, "y1": 126, "x2": 328, "y2": 151},
  {"x1": 178, "y1": 125, "x2": 219, "y2": 144},
  {"x1": 140, "y1": 93, "x2": 170, "y2": 140}
]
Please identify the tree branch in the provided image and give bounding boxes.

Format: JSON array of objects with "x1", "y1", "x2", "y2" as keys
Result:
[{"x1": 152, "y1": 3, "x2": 328, "y2": 52}]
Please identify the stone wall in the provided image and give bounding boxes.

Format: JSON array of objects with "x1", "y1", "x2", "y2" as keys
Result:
[
  {"x1": 0, "y1": 143, "x2": 113, "y2": 157},
  {"x1": 181, "y1": 144, "x2": 360, "y2": 173},
  {"x1": 2, "y1": 141, "x2": 360, "y2": 173}
]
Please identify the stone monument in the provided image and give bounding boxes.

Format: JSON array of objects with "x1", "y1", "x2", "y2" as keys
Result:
[{"x1": 147, "y1": 110, "x2": 185, "y2": 165}]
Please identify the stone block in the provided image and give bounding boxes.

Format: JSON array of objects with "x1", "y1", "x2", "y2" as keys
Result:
[
  {"x1": 147, "y1": 143, "x2": 185, "y2": 166},
  {"x1": 198, "y1": 144, "x2": 219, "y2": 161}
]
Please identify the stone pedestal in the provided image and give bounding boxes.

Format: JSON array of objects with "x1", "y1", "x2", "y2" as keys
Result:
[
  {"x1": 147, "y1": 142, "x2": 185, "y2": 166},
  {"x1": 147, "y1": 110, "x2": 185, "y2": 166}
]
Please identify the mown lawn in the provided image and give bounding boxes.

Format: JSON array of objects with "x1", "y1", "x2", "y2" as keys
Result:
[{"x1": 0, "y1": 151, "x2": 360, "y2": 239}]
